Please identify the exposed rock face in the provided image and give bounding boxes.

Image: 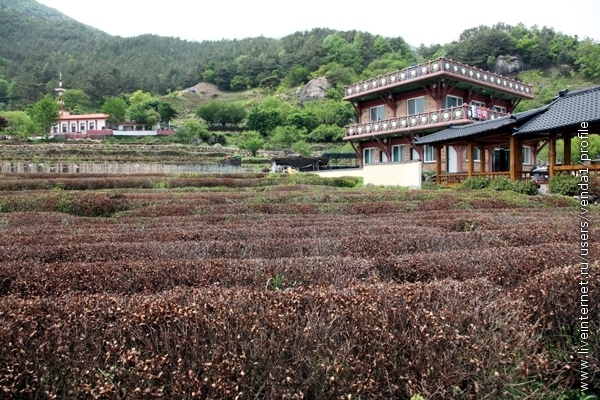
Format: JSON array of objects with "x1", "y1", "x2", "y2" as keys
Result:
[
  {"x1": 493, "y1": 55, "x2": 525, "y2": 76},
  {"x1": 300, "y1": 77, "x2": 329, "y2": 103}
]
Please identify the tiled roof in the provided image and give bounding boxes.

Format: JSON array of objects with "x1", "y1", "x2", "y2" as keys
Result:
[
  {"x1": 515, "y1": 85, "x2": 600, "y2": 135},
  {"x1": 414, "y1": 108, "x2": 544, "y2": 145},
  {"x1": 415, "y1": 84, "x2": 600, "y2": 145}
]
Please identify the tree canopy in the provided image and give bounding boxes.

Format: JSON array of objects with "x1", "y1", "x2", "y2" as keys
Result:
[{"x1": 28, "y1": 96, "x2": 60, "y2": 137}]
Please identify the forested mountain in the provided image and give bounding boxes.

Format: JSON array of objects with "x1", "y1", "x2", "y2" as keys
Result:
[
  {"x1": 0, "y1": 0, "x2": 79, "y2": 22},
  {"x1": 0, "y1": 0, "x2": 598, "y2": 111}
]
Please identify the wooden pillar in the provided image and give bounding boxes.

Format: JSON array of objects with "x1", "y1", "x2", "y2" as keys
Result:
[
  {"x1": 350, "y1": 141, "x2": 363, "y2": 168},
  {"x1": 549, "y1": 134, "x2": 556, "y2": 178},
  {"x1": 467, "y1": 142, "x2": 475, "y2": 177},
  {"x1": 479, "y1": 146, "x2": 486, "y2": 173},
  {"x1": 436, "y1": 146, "x2": 442, "y2": 184},
  {"x1": 509, "y1": 135, "x2": 521, "y2": 181},
  {"x1": 563, "y1": 135, "x2": 571, "y2": 166}
]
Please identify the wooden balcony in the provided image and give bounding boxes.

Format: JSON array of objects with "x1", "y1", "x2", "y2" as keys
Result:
[
  {"x1": 344, "y1": 104, "x2": 507, "y2": 139},
  {"x1": 343, "y1": 57, "x2": 533, "y2": 101}
]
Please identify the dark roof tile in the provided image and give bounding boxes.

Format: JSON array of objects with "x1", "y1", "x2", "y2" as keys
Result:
[
  {"x1": 515, "y1": 85, "x2": 600, "y2": 134},
  {"x1": 415, "y1": 108, "x2": 543, "y2": 145}
]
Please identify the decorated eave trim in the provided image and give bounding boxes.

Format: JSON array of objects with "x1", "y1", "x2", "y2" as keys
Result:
[{"x1": 343, "y1": 57, "x2": 533, "y2": 100}]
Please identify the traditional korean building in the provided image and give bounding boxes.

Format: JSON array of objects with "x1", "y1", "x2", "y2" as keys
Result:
[
  {"x1": 414, "y1": 85, "x2": 600, "y2": 185},
  {"x1": 342, "y1": 57, "x2": 534, "y2": 173}
]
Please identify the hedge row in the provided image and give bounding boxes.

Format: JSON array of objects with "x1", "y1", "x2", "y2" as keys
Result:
[{"x1": 1, "y1": 266, "x2": 595, "y2": 399}]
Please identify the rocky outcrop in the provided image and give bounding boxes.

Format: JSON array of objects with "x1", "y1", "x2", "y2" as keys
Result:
[
  {"x1": 493, "y1": 55, "x2": 526, "y2": 76},
  {"x1": 300, "y1": 77, "x2": 329, "y2": 103}
]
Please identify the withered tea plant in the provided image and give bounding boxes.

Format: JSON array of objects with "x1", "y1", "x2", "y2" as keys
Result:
[{"x1": 0, "y1": 173, "x2": 597, "y2": 399}]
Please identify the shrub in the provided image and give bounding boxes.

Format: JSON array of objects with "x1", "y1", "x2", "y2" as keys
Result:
[
  {"x1": 291, "y1": 140, "x2": 312, "y2": 157},
  {"x1": 510, "y1": 179, "x2": 539, "y2": 195},
  {"x1": 549, "y1": 173, "x2": 579, "y2": 196},
  {"x1": 490, "y1": 177, "x2": 513, "y2": 191},
  {"x1": 331, "y1": 176, "x2": 361, "y2": 188},
  {"x1": 460, "y1": 176, "x2": 490, "y2": 190},
  {"x1": 587, "y1": 172, "x2": 600, "y2": 198}
]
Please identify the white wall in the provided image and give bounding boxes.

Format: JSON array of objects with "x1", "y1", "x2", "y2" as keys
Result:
[
  {"x1": 315, "y1": 161, "x2": 422, "y2": 188},
  {"x1": 113, "y1": 131, "x2": 158, "y2": 136}
]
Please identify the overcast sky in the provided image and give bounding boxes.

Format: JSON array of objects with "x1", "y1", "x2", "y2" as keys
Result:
[{"x1": 36, "y1": 0, "x2": 600, "y2": 45}]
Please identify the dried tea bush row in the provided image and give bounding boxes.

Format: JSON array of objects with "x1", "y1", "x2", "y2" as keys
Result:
[
  {"x1": 0, "y1": 244, "x2": 591, "y2": 297},
  {"x1": 1, "y1": 225, "x2": 590, "y2": 263},
  {"x1": 0, "y1": 222, "x2": 457, "y2": 246},
  {"x1": 0, "y1": 187, "x2": 578, "y2": 217},
  {"x1": 0, "y1": 177, "x2": 268, "y2": 191},
  {"x1": 377, "y1": 242, "x2": 594, "y2": 286},
  {"x1": 516, "y1": 264, "x2": 600, "y2": 393},
  {"x1": 1, "y1": 208, "x2": 578, "y2": 239},
  {"x1": 0, "y1": 267, "x2": 594, "y2": 399},
  {"x1": 0, "y1": 256, "x2": 377, "y2": 296},
  {"x1": 342, "y1": 228, "x2": 587, "y2": 258},
  {"x1": 0, "y1": 207, "x2": 512, "y2": 230},
  {"x1": 116, "y1": 198, "x2": 562, "y2": 218},
  {"x1": 0, "y1": 175, "x2": 361, "y2": 192},
  {"x1": 115, "y1": 188, "x2": 574, "y2": 210},
  {"x1": 0, "y1": 192, "x2": 130, "y2": 217},
  {"x1": 1, "y1": 218, "x2": 587, "y2": 251}
]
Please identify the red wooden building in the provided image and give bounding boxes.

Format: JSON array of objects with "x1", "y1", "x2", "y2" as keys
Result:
[{"x1": 342, "y1": 57, "x2": 534, "y2": 173}]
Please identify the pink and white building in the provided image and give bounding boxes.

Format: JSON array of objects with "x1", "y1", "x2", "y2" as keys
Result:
[
  {"x1": 50, "y1": 74, "x2": 176, "y2": 139},
  {"x1": 51, "y1": 111, "x2": 111, "y2": 138}
]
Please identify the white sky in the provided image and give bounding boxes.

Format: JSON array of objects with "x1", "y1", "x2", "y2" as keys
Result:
[{"x1": 36, "y1": 0, "x2": 600, "y2": 45}]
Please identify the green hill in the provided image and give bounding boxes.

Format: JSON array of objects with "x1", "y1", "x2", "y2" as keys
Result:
[{"x1": 0, "y1": 0, "x2": 598, "y2": 113}]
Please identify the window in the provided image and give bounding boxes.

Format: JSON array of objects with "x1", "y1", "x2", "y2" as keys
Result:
[
  {"x1": 89, "y1": 122, "x2": 95, "y2": 130},
  {"x1": 52, "y1": 124, "x2": 58, "y2": 134},
  {"x1": 471, "y1": 100, "x2": 486, "y2": 108},
  {"x1": 407, "y1": 97, "x2": 425, "y2": 115},
  {"x1": 424, "y1": 145, "x2": 436, "y2": 163},
  {"x1": 80, "y1": 122, "x2": 85, "y2": 131},
  {"x1": 392, "y1": 145, "x2": 406, "y2": 162},
  {"x1": 62, "y1": 123, "x2": 67, "y2": 133},
  {"x1": 444, "y1": 95, "x2": 462, "y2": 108},
  {"x1": 71, "y1": 123, "x2": 76, "y2": 133},
  {"x1": 493, "y1": 105, "x2": 506, "y2": 114},
  {"x1": 467, "y1": 147, "x2": 481, "y2": 161},
  {"x1": 363, "y1": 148, "x2": 375, "y2": 164},
  {"x1": 523, "y1": 146, "x2": 532, "y2": 165},
  {"x1": 370, "y1": 105, "x2": 385, "y2": 122}
]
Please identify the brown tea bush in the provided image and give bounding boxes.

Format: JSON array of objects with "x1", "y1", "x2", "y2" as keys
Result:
[
  {"x1": 1, "y1": 276, "x2": 587, "y2": 399},
  {"x1": 515, "y1": 263, "x2": 600, "y2": 390},
  {"x1": 0, "y1": 192, "x2": 129, "y2": 216},
  {"x1": 0, "y1": 256, "x2": 381, "y2": 296},
  {"x1": 376, "y1": 242, "x2": 598, "y2": 286},
  {"x1": 0, "y1": 175, "x2": 597, "y2": 398}
]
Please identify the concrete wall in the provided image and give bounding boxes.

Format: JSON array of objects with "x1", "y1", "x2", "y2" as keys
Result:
[{"x1": 315, "y1": 161, "x2": 422, "y2": 188}]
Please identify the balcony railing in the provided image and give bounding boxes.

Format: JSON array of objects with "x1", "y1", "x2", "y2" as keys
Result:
[
  {"x1": 344, "y1": 104, "x2": 508, "y2": 138},
  {"x1": 343, "y1": 57, "x2": 533, "y2": 100}
]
